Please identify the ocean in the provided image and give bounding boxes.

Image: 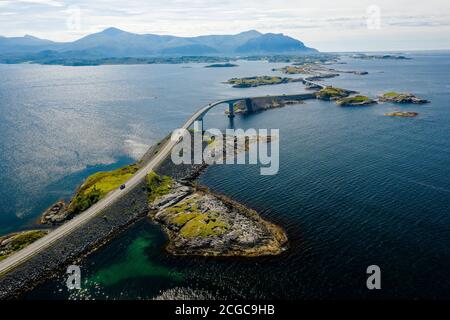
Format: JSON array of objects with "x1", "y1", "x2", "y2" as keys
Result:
[{"x1": 1, "y1": 52, "x2": 449, "y2": 299}]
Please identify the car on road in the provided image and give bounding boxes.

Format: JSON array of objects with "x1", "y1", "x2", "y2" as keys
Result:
[{"x1": 119, "y1": 184, "x2": 126, "y2": 190}]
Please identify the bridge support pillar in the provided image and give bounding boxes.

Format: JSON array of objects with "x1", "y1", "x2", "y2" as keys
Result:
[
  {"x1": 228, "y1": 102, "x2": 235, "y2": 118},
  {"x1": 195, "y1": 117, "x2": 204, "y2": 133}
]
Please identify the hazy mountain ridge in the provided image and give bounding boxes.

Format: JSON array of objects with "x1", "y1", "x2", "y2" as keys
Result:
[{"x1": 0, "y1": 28, "x2": 318, "y2": 58}]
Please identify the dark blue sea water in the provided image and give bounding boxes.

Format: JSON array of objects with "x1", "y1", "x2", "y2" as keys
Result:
[{"x1": 2, "y1": 52, "x2": 450, "y2": 299}]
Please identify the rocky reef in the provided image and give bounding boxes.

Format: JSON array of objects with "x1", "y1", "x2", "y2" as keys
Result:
[
  {"x1": 350, "y1": 54, "x2": 411, "y2": 60},
  {"x1": 39, "y1": 200, "x2": 70, "y2": 224},
  {"x1": 378, "y1": 92, "x2": 429, "y2": 104},
  {"x1": 39, "y1": 164, "x2": 141, "y2": 225},
  {"x1": 384, "y1": 111, "x2": 419, "y2": 118},
  {"x1": 149, "y1": 179, "x2": 288, "y2": 257}
]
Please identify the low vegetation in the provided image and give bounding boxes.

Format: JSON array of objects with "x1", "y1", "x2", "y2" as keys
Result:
[
  {"x1": 68, "y1": 164, "x2": 139, "y2": 215},
  {"x1": 0, "y1": 230, "x2": 48, "y2": 261},
  {"x1": 166, "y1": 196, "x2": 229, "y2": 238},
  {"x1": 379, "y1": 92, "x2": 429, "y2": 104},
  {"x1": 146, "y1": 171, "x2": 173, "y2": 203}
]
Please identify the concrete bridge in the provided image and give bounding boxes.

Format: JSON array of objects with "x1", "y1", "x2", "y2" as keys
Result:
[{"x1": 194, "y1": 91, "x2": 318, "y2": 131}]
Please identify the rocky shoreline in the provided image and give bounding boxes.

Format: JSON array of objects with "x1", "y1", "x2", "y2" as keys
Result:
[
  {"x1": 149, "y1": 182, "x2": 287, "y2": 257},
  {"x1": 0, "y1": 130, "x2": 288, "y2": 298}
]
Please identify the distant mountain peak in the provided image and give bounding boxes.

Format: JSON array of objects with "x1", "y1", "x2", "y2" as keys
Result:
[
  {"x1": 100, "y1": 27, "x2": 128, "y2": 35},
  {"x1": 238, "y1": 30, "x2": 262, "y2": 36},
  {"x1": 0, "y1": 28, "x2": 318, "y2": 58}
]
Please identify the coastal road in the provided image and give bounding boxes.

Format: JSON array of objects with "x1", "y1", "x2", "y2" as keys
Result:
[{"x1": 0, "y1": 90, "x2": 320, "y2": 276}]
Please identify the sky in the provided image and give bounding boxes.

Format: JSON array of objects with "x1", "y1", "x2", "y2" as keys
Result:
[{"x1": 0, "y1": 0, "x2": 449, "y2": 52}]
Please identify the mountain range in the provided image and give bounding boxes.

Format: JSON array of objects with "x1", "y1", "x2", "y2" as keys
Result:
[{"x1": 0, "y1": 28, "x2": 318, "y2": 59}]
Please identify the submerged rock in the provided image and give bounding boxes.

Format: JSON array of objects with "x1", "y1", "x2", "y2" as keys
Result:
[{"x1": 384, "y1": 111, "x2": 419, "y2": 117}]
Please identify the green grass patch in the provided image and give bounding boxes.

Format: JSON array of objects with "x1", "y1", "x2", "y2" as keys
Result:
[
  {"x1": 146, "y1": 171, "x2": 173, "y2": 203},
  {"x1": 382, "y1": 91, "x2": 400, "y2": 98},
  {"x1": 180, "y1": 213, "x2": 229, "y2": 238},
  {"x1": 68, "y1": 164, "x2": 139, "y2": 215}
]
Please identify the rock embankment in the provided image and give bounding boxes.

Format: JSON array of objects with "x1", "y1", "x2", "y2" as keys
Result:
[{"x1": 39, "y1": 200, "x2": 70, "y2": 224}]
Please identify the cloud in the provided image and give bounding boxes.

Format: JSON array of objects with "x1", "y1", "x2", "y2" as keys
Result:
[
  {"x1": 7, "y1": 0, "x2": 64, "y2": 7},
  {"x1": 0, "y1": 0, "x2": 449, "y2": 51}
]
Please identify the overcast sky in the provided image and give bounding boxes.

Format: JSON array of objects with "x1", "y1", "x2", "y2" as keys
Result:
[{"x1": 1, "y1": 0, "x2": 449, "y2": 51}]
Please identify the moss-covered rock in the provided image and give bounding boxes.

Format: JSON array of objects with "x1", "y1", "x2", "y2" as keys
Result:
[
  {"x1": 67, "y1": 164, "x2": 139, "y2": 215},
  {"x1": 146, "y1": 171, "x2": 173, "y2": 203}
]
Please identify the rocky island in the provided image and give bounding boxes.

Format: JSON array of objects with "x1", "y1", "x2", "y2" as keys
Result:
[
  {"x1": 336, "y1": 95, "x2": 377, "y2": 106},
  {"x1": 384, "y1": 111, "x2": 419, "y2": 117},
  {"x1": 226, "y1": 76, "x2": 302, "y2": 88},
  {"x1": 147, "y1": 175, "x2": 287, "y2": 256},
  {"x1": 40, "y1": 164, "x2": 139, "y2": 225},
  {"x1": 378, "y1": 92, "x2": 429, "y2": 104},
  {"x1": 205, "y1": 63, "x2": 238, "y2": 68}
]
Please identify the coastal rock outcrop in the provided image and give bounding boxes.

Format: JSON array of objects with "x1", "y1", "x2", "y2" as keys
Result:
[
  {"x1": 315, "y1": 86, "x2": 355, "y2": 101},
  {"x1": 151, "y1": 189, "x2": 288, "y2": 256},
  {"x1": 226, "y1": 76, "x2": 302, "y2": 88},
  {"x1": 40, "y1": 200, "x2": 70, "y2": 224},
  {"x1": 378, "y1": 92, "x2": 429, "y2": 104}
]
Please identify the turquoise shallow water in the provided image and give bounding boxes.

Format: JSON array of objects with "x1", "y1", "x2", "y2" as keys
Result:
[{"x1": 2, "y1": 53, "x2": 450, "y2": 299}]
